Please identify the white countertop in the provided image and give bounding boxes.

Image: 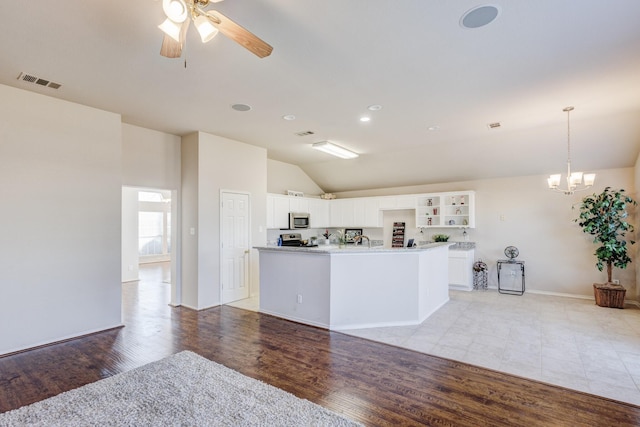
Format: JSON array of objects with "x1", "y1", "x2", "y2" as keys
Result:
[{"x1": 254, "y1": 242, "x2": 453, "y2": 254}]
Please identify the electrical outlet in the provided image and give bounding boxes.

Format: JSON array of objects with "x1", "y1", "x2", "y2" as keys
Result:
[
  {"x1": 297, "y1": 294, "x2": 303, "y2": 304},
  {"x1": 613, "y1": 279, "x2": 620, "y2": 285}
]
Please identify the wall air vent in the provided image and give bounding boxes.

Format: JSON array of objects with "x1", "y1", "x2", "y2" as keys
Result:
[
  {"x1": 295, "y1": 130, "x2": 315, "y2": 137},
  {"x1": 17, "y1": 72, "x2": 62, "y2": 90},
  {"x1": 487, "y1": 122, "x2": 501, "y2": 129}
]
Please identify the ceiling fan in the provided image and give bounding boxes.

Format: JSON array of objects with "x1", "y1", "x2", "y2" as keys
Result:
[{"x1": 158, "y1": 0, "x2": 273, "y2": 59}]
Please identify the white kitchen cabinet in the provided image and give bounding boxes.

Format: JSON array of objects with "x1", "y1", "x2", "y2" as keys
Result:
[
  {"x1": 308, "y1": 198, "x2": 330, "y2": 228},
  {"x1": 329, "y1": 199, "x2": 356, "y2": 227},
  {"x1": 416, "y1": 191, "x2": 475, "y2": 228},
  {"x1": 267, "y1": 194, "x2": 291, "y2": 229},
  {"x1": 448, "y1": 249, "x2": 475, "y2": 291},
  {"x1": 364, "y1": 197, "x2": 382, "y2": 227},
  {"x1": 353, "y1": 197, "x2": 381, "y2": 228},
  {"x1": 289, "y1": 197, "x2": 309, "y2": 214}
]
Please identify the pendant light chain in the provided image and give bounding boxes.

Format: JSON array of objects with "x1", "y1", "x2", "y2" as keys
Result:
[{"x1": 564, "y1": 106, "x2": 574, "y2": 181}]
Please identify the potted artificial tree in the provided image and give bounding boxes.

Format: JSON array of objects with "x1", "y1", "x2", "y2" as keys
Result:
[{"x1": 575, "y1": 187, "x2": 637, "y2": 308}]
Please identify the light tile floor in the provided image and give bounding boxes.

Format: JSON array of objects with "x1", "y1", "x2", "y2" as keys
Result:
[
  {"x1": 340, "y1": 290, "x2": 640, "y2": 406},
  {"x1": 227, "y1": 295, "x2": 260, "y2": 311}
]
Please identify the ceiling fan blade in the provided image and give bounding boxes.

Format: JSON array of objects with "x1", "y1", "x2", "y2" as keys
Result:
[
  {"x1": 160, "y1": 19, "x2": 190, "y2": 58},
  {"x1": 206, "y1": 10, "x2": 273, "y2": 58},
  {"x1": 160, "y1": 34, "x2": 183, "y2": 58}
]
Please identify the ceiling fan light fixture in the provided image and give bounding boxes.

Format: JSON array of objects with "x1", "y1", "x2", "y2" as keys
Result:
[
  {"x1": 163, "y1": 0, "x2": 188, "y2": 23},
  {"x1": 312, "y1": 141, "x2": 359, "y2": 159},
  {"x1": 158, "y1": 18, "x2": 182, "y2": 42},
  {"x1": 194, "y1": 15, "x2": 219, "y2": 42}
]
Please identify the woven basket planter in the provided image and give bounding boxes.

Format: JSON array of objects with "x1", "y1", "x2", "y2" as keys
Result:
[{"x1": 593, "y1": 283, "x2": 626, "y2": 309}]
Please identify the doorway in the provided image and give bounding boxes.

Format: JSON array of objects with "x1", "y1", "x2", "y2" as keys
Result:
[
  {"x1": 220, "y1": 191, "x2": 251, "y2": 304},
  {"x1": 122, "y1": 186, "x2": 179, "y2": 306}
]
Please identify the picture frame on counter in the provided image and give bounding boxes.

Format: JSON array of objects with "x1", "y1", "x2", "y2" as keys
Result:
[{"x1": 344, "y1": 228, "x2": 363, "y2": 243}]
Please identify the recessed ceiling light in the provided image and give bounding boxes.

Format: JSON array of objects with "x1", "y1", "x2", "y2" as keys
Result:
[
  {"x1": 428, "y1": 126, "x2": 440, "y2": 131},
  {"x1": 367, "y1": 104, "x2": 383, "y2": 111},
  {"x1": 360, "y1": 116, "x2": 371, "y2": 122},
  {"x1": 231, "y1": 103, "x2": 251, "y2": 112},
  {"x1": 460, "y1": 5, "x2": 500, "y2": 29},
  {"x1": 282, "y1": 114, "x2": 296, "y2": 121}
]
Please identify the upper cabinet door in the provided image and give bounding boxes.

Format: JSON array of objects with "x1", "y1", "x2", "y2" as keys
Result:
[
  {"x1": 308, "y1": 198, "x2": 329, "y2": 228},
  {"x1": 267, "y1": 194, "x2": 290, "y2": 229}
]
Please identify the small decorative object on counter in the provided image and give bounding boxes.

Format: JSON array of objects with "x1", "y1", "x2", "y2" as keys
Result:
[
  {"x1": 433, "y1": 234, "x2": 449, "y2": 242},
  {"x1": 473, "y1": 260, "x2": 488, "y2": 291}
]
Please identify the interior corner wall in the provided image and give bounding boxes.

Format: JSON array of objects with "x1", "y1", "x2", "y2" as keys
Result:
[
  {"x1": 180, "y1": 132, "x2": 267, "y2": 309},
  {"x1": 0, "y1": 84, "x2": 122, "y2": 355},
  {"x1": 332, "y1": 167, "x2": 636, "y2": 299},
  {"x1": 267, "y1": 159, "x2": 324, "y2": 196},
  {"x1": 181, "y1": 133, "x2": 200, "y2": 309}
]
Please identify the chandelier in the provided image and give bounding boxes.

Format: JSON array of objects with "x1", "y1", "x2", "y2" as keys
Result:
[{"x1": 547, "y1": 106, "x2": 595, "y2": 195}]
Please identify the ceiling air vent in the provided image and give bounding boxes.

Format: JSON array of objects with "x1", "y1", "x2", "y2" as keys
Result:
[
  {"x1": 487, "y1": 122, "x2": 501, "y2": 129},
  {"x1": 295, "y1": 130, "x2": 315, "y2": 137},
  {"x1": 17, "y1": 72, "x2": 62, "y2": 90}
]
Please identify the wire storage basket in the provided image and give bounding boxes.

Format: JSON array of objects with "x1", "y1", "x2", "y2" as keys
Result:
[{"x1": 473, "y1": 260, "x2": 488, "y2": 291}]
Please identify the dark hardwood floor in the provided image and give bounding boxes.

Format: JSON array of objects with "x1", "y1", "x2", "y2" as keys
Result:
[{"x1": 2, "y1": 265, "x2": 640, "y2": 426}]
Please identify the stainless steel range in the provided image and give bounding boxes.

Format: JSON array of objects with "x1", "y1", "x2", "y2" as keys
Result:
[
  {"x1": 279, "y1": 233, "x2": 317, "y2": 247},
  {"x1": 280, "y1": 233, "x2": 303, "y2": 246}
]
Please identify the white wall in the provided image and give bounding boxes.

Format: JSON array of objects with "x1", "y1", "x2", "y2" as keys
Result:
[
  {"x1": 122, "y1": 124, "x2": 181, "y2": 189},
  {"x1": 328, "y1": 168, "x2": 637, "y2": 299},
  {"x1": 267, "y1": 159, "x2": 324, "y2": 196},
  {"x1": 0, "y1": 84, "x2": 123, "y2": 355},
  {"x1": 181, "y1": 132, "x2": 267, "y2": 309}
]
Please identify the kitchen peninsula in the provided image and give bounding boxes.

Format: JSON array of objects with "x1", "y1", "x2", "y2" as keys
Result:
[{"x1": 255, "y1": 243, "x2": 451, "y2": 330}]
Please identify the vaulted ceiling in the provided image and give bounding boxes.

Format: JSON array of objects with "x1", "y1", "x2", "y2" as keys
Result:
[{"x1": 1, "y1": 1, "x2": 639, "y2": 192}]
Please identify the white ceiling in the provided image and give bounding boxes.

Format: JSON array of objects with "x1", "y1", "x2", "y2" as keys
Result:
[{"x1": 1, "y1": 1, "x2": 640, "y2": 192}]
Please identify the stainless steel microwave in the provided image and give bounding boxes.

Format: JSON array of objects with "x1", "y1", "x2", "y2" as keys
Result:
[{"x1": 289, "y1": 212, "x2": 310, "y2": 229}]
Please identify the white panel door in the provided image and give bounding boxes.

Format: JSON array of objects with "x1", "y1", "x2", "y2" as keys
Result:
[{"x1": 221, "y1": 192, "x2": 250, "y2": 304}]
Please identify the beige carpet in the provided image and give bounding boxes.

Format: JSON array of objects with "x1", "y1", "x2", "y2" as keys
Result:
[{"x1": 0, "y1": 351, "x2": 361, "y2": 427}]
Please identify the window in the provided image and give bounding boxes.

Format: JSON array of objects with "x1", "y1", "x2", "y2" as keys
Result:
[{"x1": 138, "y1": 191, "x2": 171, "y2": 261}]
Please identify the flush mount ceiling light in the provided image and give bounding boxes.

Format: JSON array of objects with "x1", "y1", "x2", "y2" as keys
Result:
[
  {"x1": 312, "y1": 141, "x2": 359, "y2": 159},
  {"x1": 547, "y1": 106, "x2": 595, "y2": 195},
  {"x1": 460, "y1": 5, "x2": 501, "y2": 29},
  {"x1": 359, "y1": 116, "x2": 371, "y2": 122},
  {"x1": 367, "y1": 104, "x2": 383, "y2": 111},
  {"x1": 158, "y1": 0, "x2": 272, "y2": 59}
]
